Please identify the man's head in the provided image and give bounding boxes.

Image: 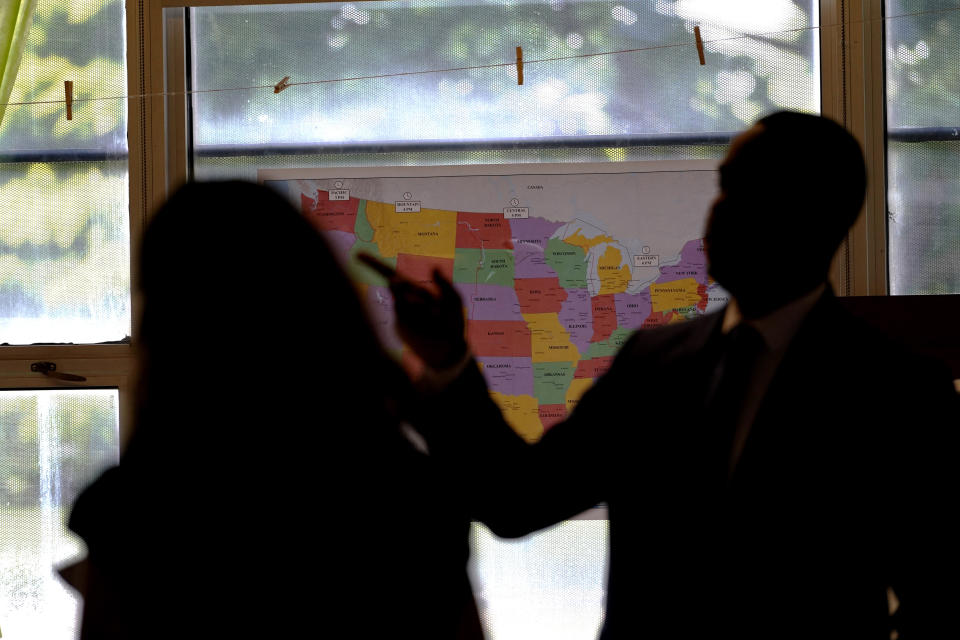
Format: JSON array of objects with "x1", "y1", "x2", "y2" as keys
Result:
[{"x1": 704, "y1": 111, "x2": 866, "y2": 316}]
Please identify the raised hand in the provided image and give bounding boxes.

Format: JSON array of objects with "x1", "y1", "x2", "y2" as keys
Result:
[{"x1": 357, "y1": 252, "x2": 468, "y2": 370}]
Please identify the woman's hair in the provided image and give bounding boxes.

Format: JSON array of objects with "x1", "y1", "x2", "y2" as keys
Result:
[
  {"x1": 72, "y1": 182, "x2": 442, "y2": 639},
  {"x1": 131, "y1": 180, "x2": 405, "y2": 463}
]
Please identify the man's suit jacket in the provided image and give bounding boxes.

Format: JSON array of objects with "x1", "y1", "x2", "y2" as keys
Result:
[{"x1": 421, "y1": 290, "x2": 958, "y2": 639}]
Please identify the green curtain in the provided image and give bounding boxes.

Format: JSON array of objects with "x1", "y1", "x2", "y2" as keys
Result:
[{"x1": 0, "y1": 0, "x2": 38, "y2": 128}]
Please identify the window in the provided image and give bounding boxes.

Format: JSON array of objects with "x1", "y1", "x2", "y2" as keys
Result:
[
  {"x1": 0, "y1": 390, "x2": 120, "y2": 640},
  {"x1": 0, "y1": 2, "x2": 130, "y2": 639},
  {"x1": 174, "y1": 2, "x2": 820, "y2": 638},
  {"x1": 471, "y1": 518, "x2": 608, "y2": 639},
  {"x1": 8, "y1": 2, "x2": 957, "y2": 639},
  {"x1": 0, "y1": 0, "x2": 130, "y2": 344},
  {"x1": 885, "y1": 0, "x2": 960, "y2": 294},
  {"x1": 186, "y1": 0, "x2": 818, "y2": 180}
]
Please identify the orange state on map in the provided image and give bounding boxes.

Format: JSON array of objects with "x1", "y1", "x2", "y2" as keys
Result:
[
  {"x1": 524, "y1": 313, "x2": 581, "y2": 362},
  {"x1": 467, "y1": 320, "x2": 532, "y2": 358},
  {"x1": 565, "y1": 377, "x2": 594, "y2": 414},
  {"x1": 301, "y1": 190, "x2": 359, "y2": 234},
  {"x1": 563, "y1": 228, "x2": 614, "y2": 252},
  {"x1": 489, "y1": 391, "x2": 543, "y2": 442},
  {"x1": 591, "y1": 294, "x2": 618, "y2": 342},
  {"x1": 650, "y1": 277, "x2": 703, "y2": 312},
  {"x1": 396, "y1": 253, "x2": 455, "y2": 293},
  {"x1": 597, "y1": 246, "x2": 631, "y2": 295},
  {"x1": 455, "y1": 212, "x2": 513, "y2": 250},
  {"x1": 515, "y1": 277, "x2": 568, "y2": 314},
  {"x1": 364, "y1": 200, "x2": 457, "y2": 259}
]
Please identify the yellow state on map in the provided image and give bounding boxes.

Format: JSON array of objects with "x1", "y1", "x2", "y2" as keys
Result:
[
  {"x1": 650, "y1": 277, "x2": 702, "y2": 312},
  {"x1": 524, "y1": 313, "x2": 581, "y2": 363},
  {"x1": 565, "y1": 377, "x2": 594, "y2": 414},
  {"x1": 563, "y1": 228, "x2": 614, "y2": 252},
  {"x1": 364, "y1": 200, "x2": 457, "y2": 259},
  {"x1": 597, "y1": 246, "x2": 631, "y2": 295},
  {"x1": 490, "y1": 391, "x2": 543, "y2": 443}
]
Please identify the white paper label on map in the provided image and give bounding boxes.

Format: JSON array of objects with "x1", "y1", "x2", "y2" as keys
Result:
[
  {"x1": 634, "y1": 255, "x2": 660, "y2": 267},
  {"x1": 504, "y1": 206, "x2": 530, "y2": 219},
  {"x1": 329, "y1": 189, "x2": 349, "y2": 201},
  {"x1": 395, "y1": 201, "x2": 421, "y2": 213}
]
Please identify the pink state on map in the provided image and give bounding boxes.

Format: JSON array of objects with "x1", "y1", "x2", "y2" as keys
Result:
[
  {"x1": 455, "y1": 283, "x2": 523, "y2": 321},
  {"x1": 477, "y1": 356, "x2": 535, "y2": 397},
  {"x1": 510, "y1": 217, "x2": 564, "y2": 279},
  {"x1": 557, "y1": 287, "x2": 593, "y2": 355},
  {"x1": 363, "y1": 285, "x2": 403, "y2": 353},
  {"x1": 301, "y1": 190, "x2": 359, "y2": 234},
  {"x1": 615, "y1": 291, "x2": 652, "y2": 330},
  {"x1": 657, "y1": 238, "x2": 709, "y2": 285}
]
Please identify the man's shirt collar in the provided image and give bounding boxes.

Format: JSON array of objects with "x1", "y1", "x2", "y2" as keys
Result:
[{"x1": 722, "y1": 283, "x2": 827, "y2": 352}]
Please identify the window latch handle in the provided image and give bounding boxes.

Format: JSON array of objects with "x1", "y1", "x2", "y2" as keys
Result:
[{"x1": 30, "y1": 361, "x2": 87, "y2": 382}]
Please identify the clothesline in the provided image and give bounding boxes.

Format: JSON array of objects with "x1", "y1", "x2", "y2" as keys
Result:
[{"x1": 1, "y1": 4, "x2": 957, "y2": 110}]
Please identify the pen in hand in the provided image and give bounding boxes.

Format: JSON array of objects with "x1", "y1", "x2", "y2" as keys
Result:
[{"x1": 357, "y1": 252, "x2": 468, "y2": 369}]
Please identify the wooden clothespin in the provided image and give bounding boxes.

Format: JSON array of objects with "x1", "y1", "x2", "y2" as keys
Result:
[
  {"x1": 694, "y1": 26, "x2": 706, "y2": 65},
  {"x1": 64, "y1": 80, "x2": 74, "y2": 120},
  {"x1": 274, "y1": 76, "x2": 291, "y2": 94},
  {"x1": 516, "y1": 46, "x2": 524, "y2": 85}
]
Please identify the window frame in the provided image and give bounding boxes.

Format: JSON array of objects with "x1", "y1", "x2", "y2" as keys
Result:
[
  {"x1": 0, "y1": 0, "x2": 139, "y2": 442},
  {"x1": 0, "y1": 345, "x2": 135, "y2": 447},
  {"x1": 0, "y1": 0, "x2": 895, "y2": 443},
  {"x1": 151, "y1": 0, "x2": 891, "y2": 295},
  {"x1": 0, "y1": 2, "x2": 946, "y2": 638},
  {"x1": 820, "y1": 0, "x2": 887, "y2": 296}
]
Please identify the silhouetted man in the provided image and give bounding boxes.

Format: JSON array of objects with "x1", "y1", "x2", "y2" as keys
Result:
[{"x1": 363, "y1": 111, "x2": 958, "y2": 639}]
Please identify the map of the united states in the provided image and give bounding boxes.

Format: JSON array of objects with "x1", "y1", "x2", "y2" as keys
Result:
[{"x1": 298, "y1": 181, "x2": 722, "y2": 442}]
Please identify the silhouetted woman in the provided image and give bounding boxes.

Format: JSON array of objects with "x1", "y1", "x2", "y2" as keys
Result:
[{"x1": 68, "y1": 181, "x2": 483, "y2": 639}]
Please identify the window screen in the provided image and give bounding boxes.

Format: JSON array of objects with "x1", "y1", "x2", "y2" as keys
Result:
[
  {"x1": 0, "y1": 0, "x2": 129, "y2": 344},
  {"x1": 886, "y1": 0, "x2": 960, "y2": 294},
  {"x1": 0, "y1": 389, "x2": 120, "y2": 640},
  {"x1": 189, "y1": 0, "x2": 819, "y2": 177},
  {"x1": 471, "y1": 519, "x2": 607, "y2": 640}
]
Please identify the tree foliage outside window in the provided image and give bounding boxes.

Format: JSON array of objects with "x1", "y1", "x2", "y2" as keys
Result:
[
  {"x1": 191, "y1": 0, "x2": 818, "y2": 150},
  {"x1": 1, "y1": 1, "x2": 126, "y2": 636},
  {"x1": 190, "y1": 5, "x2": 821, "y2": 640},
  {"x1": 0, "y1": 0, "x2": 128, "y2": 345},
  {"x1": 886, "y1": 0, "x2": 960, "y2": 294}
]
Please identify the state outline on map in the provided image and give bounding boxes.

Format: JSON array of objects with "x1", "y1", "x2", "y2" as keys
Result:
[
  {"x1": 260, "y1": 159, "x2": 719, "y2": 278},
  {"x1": 261, "y1": 161, "x2": 730, "y2": 440},
  {"x1": 261, "y1": 159, "x2": 727, "y2": 314}
]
